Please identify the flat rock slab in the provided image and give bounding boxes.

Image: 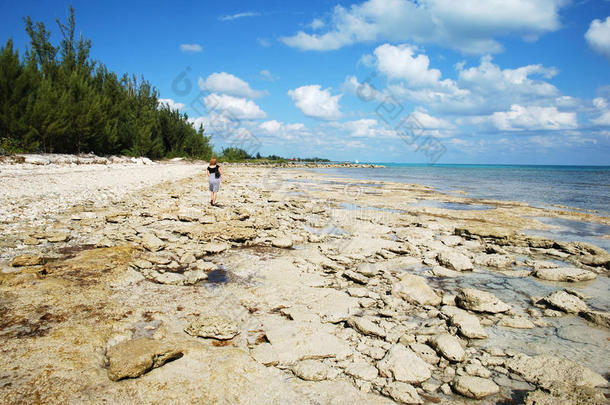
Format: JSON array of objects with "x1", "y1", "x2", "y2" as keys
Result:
[
  {"x1": 429, "y1": 334, "x2": 465, "y2": 362},
  {"x1": 437, "y1": 250, "x2": 473, "y2": 271},
  {"x1": 441, "y1": 306, "x2": 487, "y2": 339},
  {"x1": 392, "y1": 274, "x2": 441, "y2": 306},
  {"x1": 140, "y1": 233, "x2": 165, "y2": 252},
  {"x1": 202, "y1": 242, "x2": 230, "y2": 254},
  {"x1": 534, "y1": 267, "x2": 596, "y2": 282},
  {"x1": 262, "y1": 318, "x2": 353, "y2": 365},
  {"x1": 11, "y1": 254, "x2": 45, "y2": 267},
  {"x1": 272, "y1": 238, "x2": 293, "y2": 248},
  {"x1": 185, "y1": 315, "x2": 240, "y2": 340},
  {"x1": 506, "y1": 353, "x2": 607, "y2": 389},
  {"x1": 348, "y1": 317, "x2": 386, "y2": 338},
  {"x1": 541, "y1": 290, "x2": 588, "y2": 314},
  {"x1": 456, "y1": 288, "x2": 510, "y2": 314},
  {"x1": 377, "y1": 344, "x2": 431, "y2": 384},
  {"x1": 291, "y1": 360, "x2": 329, "y2": 381},
  {"x1": 383, "y1": 382, "x2": 423, "y2": 404},
  {"x1": 452, "y1": 376, "x2": 499, "y2": 399},
  {"x1": 106, "y1": 338, "x2": 183, "y2": 381}
]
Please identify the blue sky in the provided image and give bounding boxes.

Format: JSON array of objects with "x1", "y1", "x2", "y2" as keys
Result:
[{"x1": 2, "y1": 0, "x2": 610, "y2": 164}]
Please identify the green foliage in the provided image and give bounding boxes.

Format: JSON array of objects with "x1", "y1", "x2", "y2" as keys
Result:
[
  {"x1": 0, "y1": 6, "x2": 212, "y2": 159},
  {"x1": 219, "y1": 147, "x2": 252, "y2": 162}
]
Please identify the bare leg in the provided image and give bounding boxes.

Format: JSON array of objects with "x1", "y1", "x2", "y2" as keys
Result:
[
  {"x1": 211, "y1": 191, "x2": 217, "y2": 205},
  {"x1": 210, "y1": 191, "x2": 214, "y2": 205}
]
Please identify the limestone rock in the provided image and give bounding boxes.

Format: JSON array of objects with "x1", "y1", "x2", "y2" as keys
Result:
[
  {"x1": 348, "y1": 317, "x2": 386, "y2": 338},
  {"x1": 46, "y1": 232, "x2": 70, "y2": 243},
  {"x1": 185, "y1": 315, "x2": 240, "y2": 340},
  {"x1": 291, "y1": 360, "x2": 328, "y2": 381},
  {"x1": 534, "y1": 267, "x2": 596, "y2": 282},
  {"x1": 377, "y1": 344, "x2": 431, "y2": 384},
  {"x1": 429, "y1": 334, "x2": 466, "y2": 362},
  {"x1": 345, "y1": 362, "x2": 379, "y2": 382},
  {"x1": 183, "y1": 269, "x2": 208, "y2": 285},
  {"x1": 465, "y1": 363, "x2": 492, "y2": 378},
  {"x1": 392, "y1": 274, "x2": 441, "y2": 306},
  {"x1": 452, "y1": 376, "x2": 499, "y2": 399},
  {"x1": 272, "y1": 238, "x2": 293, "y2": 248},
  {"x1": 250, "y1": 343, "x2": 279, "y2": 366},
  {"x1": 356, "y1": 262, "x2": 379, "y2": 277},
  {"x1": 383, "y1": 382, "x2": 423, "y2": 404},
  {"x1": 541, "y1": 290, "x2": 588, "y2": 314},
  {"x1": 140, "y1": 233, "x2": 165, "y2": 252},
  {"x1": 343, "y1": 270, "x2": 369, "y2": 284},
  {"x1": 441, "y1": 306, "x2": 487, "y2": 339},
  {"x1": 581, "y1": 310, "x2": 610, "y2": 329},
  {"x1": 409, "y1": 343, "x2": 440, "y2": 365},
  {"x1": 106, "y1": 338, "x2": 183, "y2": 381},
  {"x1": 11, "y1": 254, "x2": 45, "y2": 267},
  {"x1": 506, "y1": 353, "x2": 607, "y2": 389},
  {"x1": 456, "y1": 288, "x2": 510, "y2": 314},
  {"x1": 437, "y1": 250, "x2": 473, "y2": 271},
  {"x1": 498, "y1": 316, "x2": 535, "y2": 329},
  {"x1": 202, "y1": 242, "x2": 230, "y2": 254},
  {"x1": 431, "y1": 266, "x2": 460, "y2": 277},
  {"x1": 147, "y1": 271, "x2": 184, "y2": 285}
]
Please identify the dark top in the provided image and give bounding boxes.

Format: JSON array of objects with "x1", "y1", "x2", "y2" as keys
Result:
[{"x1": 207, "y1": 165, "x2": 220, "y2": 178}]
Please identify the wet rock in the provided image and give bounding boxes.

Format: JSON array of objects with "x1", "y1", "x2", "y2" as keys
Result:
[
  {"x1": 140, "y1": 233, "x2": 165, "y2": 252},
  {"x1": 431, "y1": 266, "x2": 460, "y2": 277},
  {"x1": 202, "y1": 242, "x2": 230, "y2": 254},
  {"x1": 383, "y1": 382, "x2": 423, "y2": 404},
  {"x1": 184, "y1": 315, "x2": 240, "y2": 340},
  {"x1": 465, "y1": 363, "x2": 492, "y2": 378},
  {"x1": 455, "y1": 288, "x2": 511, "y2": 314},
  {"x1": 291, "y1": 360, "x2": 329, "y2": 381},
  {"x1": 345, "y1": 362, "x2": 379, "y2": 382},
  {"x1": 429, "y1": 334, "x2": 466, "y2": 362},
  {"x1": 452, "y1": 376, "x2": 499, "y2": 399},
  {"x1": 250, "y1": 343, "x2": 279, "y2": 366},
  {"x1": 540, "y1": 290, "x2": 588, "y2": 314},
  {"x1": 533, "y1": 266, "x2": 596, "y2": 282},
  {"x1": 106, "y1": 338, "x2": 183, "y2": 381},
  {"x1": 11, "y1": 254, "x2": 45, "y2": 267},
  {"x1": 498, "y1": 316, "x2": 535, "y2": 329},
  {"x1": 348, "y1": 317, "x2": 386, "y2": 338},
  {"x1": 524, "y1": 385, "x2": 608, "y2": 405},
  {"x1": 437, "y1": 250, "x2": 473, "y2": 271},
  {"x1": 505, "y1": 353, "x2": 607, "y2": 389},
  {"x1": 441, "y1": 306, "x2": 487, "y2": 339},
  {"x1": 581, "y1": 310, "x2": 610, "y2": 329},
  {"x1": 377, "y1": 344, "x2": 431, "y2": 384},
  {"x1": 272, "y1": 238, "x2": 293, "y2": 248},
  {"x1": 391, "y1": 274, "x2": 441, "y2": 306}
]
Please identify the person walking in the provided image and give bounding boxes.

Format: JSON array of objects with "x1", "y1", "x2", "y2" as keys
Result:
[{"x1": 206, "y1": 158, "x2": 222, "y2": 206}]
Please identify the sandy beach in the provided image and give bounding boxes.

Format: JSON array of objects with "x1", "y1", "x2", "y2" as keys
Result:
[{"x1": 0, "y1": 157, "x2": 608, "y2": 404}]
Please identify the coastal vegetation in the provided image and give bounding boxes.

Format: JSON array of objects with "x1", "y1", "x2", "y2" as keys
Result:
[{"x1": 0, "y1": 7, "x2": 213, "y2": 159}]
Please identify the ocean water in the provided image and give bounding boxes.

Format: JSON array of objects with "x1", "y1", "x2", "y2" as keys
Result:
[{"x1": 313, "y1": 164, "x2": 610, "y2": 215}]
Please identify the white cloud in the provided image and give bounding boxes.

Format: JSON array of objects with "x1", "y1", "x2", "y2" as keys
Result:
[
  {"x1": 585, "y1": 17, "x2": 610, "y2": 60},
  {"x1": 258, "y1": 120, "x2": 309, "y2": 140},
  {"x1": 310, "y1": 18, "x2": 325, "y2": 30},
  {"x1": 592, "y1": 97, "x2": 610, "y2": 126},
  {"x1": 410, "y1": 109, "x2": 453, "y2": 130},
  {"x1": 257, "y1": 38, "x2": 271, "y2": 47},
  {"x1": 281, "y1": 0, "x2": 566, "y2": 54},
  {"x1": 179, "y1": 44, "x2": 202, "y2": 53},
  {"x1": 158, "y1": 98, "x2": 185, "y2": 111},
  {"x1": 288, "y1": 85, "x2": 343, "y2": 120},
  {"x1": 491, "y1": 105, "x2": 577, "y2": 131},
  {"x1": 203, "y1": 93, "x2": 266, "y2": 119},
  {"x1": 259, "y1": 69, "x2": 277, "y2": 81},
  {"x1": 219, "y1": 12, "x2": 260, "y2": 21},
  {"x1": 198, "y1": 72, "x2": 266, "y2": 98},
  {"x1": 374, "y1": 44, "x2": 441, "y2": 86}
]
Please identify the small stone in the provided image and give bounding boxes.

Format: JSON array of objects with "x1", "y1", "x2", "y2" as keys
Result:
[
  {"x1": 431, "y1": 266, "x2": 460, "y2": 277},
  {"x1": 409, "y1": 343, "x2": 440, "y2": 365},
  {"x1": 356, "y1": 262, "x2": 379, "y2": 277},
  {"x1": 440, "y1": 383, "x2": 452, "y2": 395},
  {"x1": 272, "y1": 238, "x2": 293, "y2": 248},
  {"x1": 140, "y1": 233, "x2": 165, "y2": 252},
  {"x1": 106, "y1": 338, "x2": 183, "y2": 381},
  {"x1": 392, "y1": 274, "x2": 441, "y2": 306},
  {"x1": 202, "y1": 242, "x2": 230, "y2": 254},
  {"x1": 46, "y1": 232, "x2": 70, "y2": 243},
  {"x1": 534, "y1": 267, "x2": 596, "y2": 282},
  {"x1": 348, "y1": 317, "x2": 386, "y2": 338},
  {"x1": 429, "y1": 334, "x2": 466, "y2": 362},
  {"x1": 541, "y1": 290, "x2": 588, "y2": 314},
  {"x1": 498, "y1": 316, "x2": 535, "y2": 329},
  {"x1": 377, "y1": 344, "x2": 431, "y2": 384},
  {"x1": 291, "y1": 360, "x2": 328, "y2": 381},
  {"x1": 452, "y1": 376, "x2": 499, "y2": 399},
  {"x1": 437, "y1": 250, "x2": 473, "y2": 271},
  {"x1": 345, "y1": 362, "x2": 379, "y2": 382},
  {"x1": 343, "y1": 270, "x2": 369, "y2": 284},
  {"x1": 441, "y1": 306, "x2": 487, "y2": 339},
  {"x1": 456, "y1": 288, "x2": 510, "y2": 314},
  {"x1": 11, "y1": 254, "x2": 45, "y2": 267},
  {"x1": 465, "y1": 363, "x2": 492, "y2": 378},
  {"x1": 384, "y1": 382, "x2": 423, "y2": 404},
  {"x1": 184, "y1": 315, "x2": 240, "y2": 340}
]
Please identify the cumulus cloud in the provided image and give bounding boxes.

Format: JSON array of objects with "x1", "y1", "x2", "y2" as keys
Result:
[
  {"x1": 592, "y1": 97, "x2": 610, "y2": 126},
  {"x1": 259, "y1": 69, "x2": 277, "y2": 81},
  {"x1": 203, "y1": 93, "x2": 266, "y2": 119},
  {"x1": 198, "y1": 72, "x2": 266, "y2": 98},
  {"x1": 219, "y1": 12, "x2": 260, "y2": 21},
  {"x1": 179, "y1": 44, "x2": 202, "y2": 53},
  {"x1": 374, "y1": 44, "x2": 441, "y2": 86},
  {"x1": 258, "y1": 120, "x2": 309, "y2": 140},
  {"x1": 490, "y1": 105, "x2": 577, "y2": 131},
  {"x1": 585, "y1": 17, "x2": 610, "y2": 60},
  {"x1": 158, "y1": 98, "x2": 185, "y2": 111},
  {"x1": 281, "y1": 0, "x2": 566, "y2": 54},
  {"x1": 288, "y1": 85, "x2": 343, "y2": 120}
]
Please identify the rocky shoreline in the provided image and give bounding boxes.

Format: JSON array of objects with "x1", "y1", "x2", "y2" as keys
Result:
[{"x1": 0, "y1": 158, "x2": 608, "y2": 404}]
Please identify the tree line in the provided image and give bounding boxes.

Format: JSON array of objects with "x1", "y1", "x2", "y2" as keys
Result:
[{"x1": 0, "y1": 7, "x2": 213, "y2": 159}]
